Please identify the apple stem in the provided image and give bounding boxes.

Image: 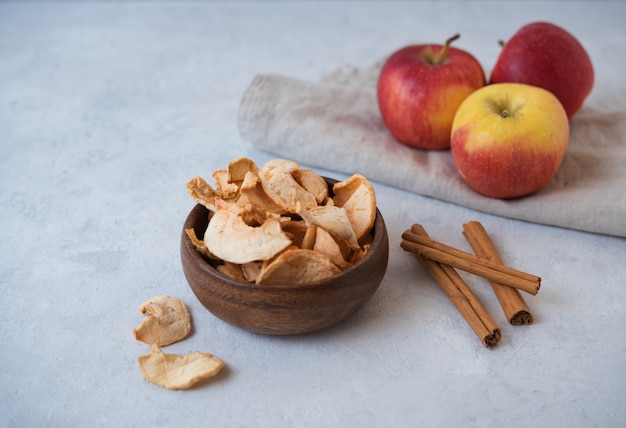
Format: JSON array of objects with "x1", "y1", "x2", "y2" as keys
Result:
[
  {"x1": 498, "y1": 39, "x2": 506, "y2": 48},
  {"x1": 434, "y1": 33, "x2": 460, "y2": 65}
]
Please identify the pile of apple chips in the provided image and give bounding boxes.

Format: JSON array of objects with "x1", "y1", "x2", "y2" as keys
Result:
[{"x1": 186, "y1": 157, "x2": 377, "y2": 285}]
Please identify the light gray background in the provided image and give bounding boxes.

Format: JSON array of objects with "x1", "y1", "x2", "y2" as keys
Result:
[{"x1": 1, "y1": 1, "x2": 625, "y2": 427}]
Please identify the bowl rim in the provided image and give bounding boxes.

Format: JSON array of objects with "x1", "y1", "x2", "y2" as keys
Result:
[{"x1": 182, "y1": 203, "x2": 388, "y2": 292}]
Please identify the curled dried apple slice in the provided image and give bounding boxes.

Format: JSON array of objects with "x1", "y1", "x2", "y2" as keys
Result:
[
  {"x1": 241, "y1": 261, "x2": 264, "y2": 282},
  {"x1": 239, "y1": 171, "x2": 284, "y2": 215},
  {"x1": 133, "y1": 295, "x2": 191, "y2": 347},
  {"x1": 212, "y1": 170, "x2": 239, "y2": 199},
  {"x1": 259, "y1": 159, "x2": 318, "y2": 213},
  {"x1": 227, "y1": 157, "x2": 259, "y2": 183},
  {"x1": 185, "y1": 228, "x2": 217, "y2": 260},
  {"x1": 293, "y1": 168, "x2": 329, "y2": 204},
  {"x1": 299, "y1": 204, "x2": 360, "y2": 251},
  {"x1": 333, "y1": 174, "x2": 377, "y2": 242},
  {"x1": 186, "y1": 176, "x2": 217, "y2": 211},
  {"x1": 313, "y1": 227, "x2": 352, "y2": 270},
  {"x1": 138, "y1": 344, "x2": 224, "y2": 390},
  {"x1": 256, "y1": 248, "x2": 341, "y2": 285},
  {"x1": 300, "y1": 225, "x2": 317, "y2": 250},
  {"x1": 204, "y1": 206, "x2": 292, "y2": 264},
  {"x1": 217, "y1": 261, "x2": 247, "y2": 282}
]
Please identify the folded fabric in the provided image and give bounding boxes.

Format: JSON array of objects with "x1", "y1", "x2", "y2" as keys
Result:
[{"x1": 238, "y1": 61, "x2": 626, "y2": 238}]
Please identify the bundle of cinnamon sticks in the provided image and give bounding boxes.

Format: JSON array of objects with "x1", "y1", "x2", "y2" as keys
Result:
[{"x1": 401, "y1": 221, "x2": 538, "y2": 348}]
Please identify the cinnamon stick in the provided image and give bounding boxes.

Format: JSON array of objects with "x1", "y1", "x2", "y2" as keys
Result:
[
  {"x1": 401, "y1": 225, "x2": 541, "y2": 295},
  {"x1": 463, "y1": 221, "x2": 534, "y2": 325},
  {"x1": 408, "y1": 224, "x2": 501, "y2": 347}
]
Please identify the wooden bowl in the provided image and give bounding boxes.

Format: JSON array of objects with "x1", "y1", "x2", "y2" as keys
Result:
[{"x1": 180, "y1": 178, "x2": 389, "y2": 335}]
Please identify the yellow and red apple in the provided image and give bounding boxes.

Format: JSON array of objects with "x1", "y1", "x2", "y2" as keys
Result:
[
  {"x1": 450, "y1": 83, "x2": 569, "y2": 199},
  {"x1": 490, "y1": 22, "x2": 594, "y2": 119},
  {"x1": 377, "y1": 35, "x2": 485, "y2": 150}
]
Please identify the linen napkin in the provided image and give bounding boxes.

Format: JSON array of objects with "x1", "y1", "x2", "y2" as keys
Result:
[{"x1": 238, "y1": 61, "x2": 626, "y2": 238}]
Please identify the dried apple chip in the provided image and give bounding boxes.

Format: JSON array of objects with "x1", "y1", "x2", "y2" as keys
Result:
[
  {"x1": 217, "y1": 261, "x2": 247, "y2": 282},
  {"x1": 239, "y1": 171, "x2": 284, "y2": 215},
  {"x1": 259, "y1": 159, "x2": 318, "y2": 213},
  {"x1": 333, "y1": 174, "x2": 377, "y2": 242},
  {"x1": 185, "y1": 228, "x2": 216, "y2": 260},
  {"x1": 212, "y1": 170, "x2": 239, "y2": 199},
  {"x1": 227, "y1": 157, "x2": 259, "y2": 183},
  {"x1": 299, "y1": 204, "x2": 360, "y2": 251},
  {"x1": 138, "y1": 344, "x2": 224, "y2": 390},
  {"x1": 300, "y1": 225, "x2": 317, "y2": 250},
  {"x1": 204, "y1": 206, "x2": 292, "y2": 264},
  {"x1": 313, "y1": 227, "x2": 352, "y2": 270},
  {"x1": 293, "y1": 168, "x2": 328, "y2": 204},
  {"x1": 241, "y1": 261, "x2": 264, "y2": 282},
  {"x1": 133, "y1": 295, "x2": 191, "y2": 347},
  {"x1": 186, "y1": 176, "x2": 217, "y2": 211},
  {"x1": 256, "y1": 248, "x2": 341, "y2": 285}
]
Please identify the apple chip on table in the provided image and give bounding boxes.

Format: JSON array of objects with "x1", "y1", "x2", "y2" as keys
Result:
[
  {"x1": 133, "y1": 294, "x2": 192, "y2": 347},
  {"x1": 138, "y1": 344, "x2": 224, "y2": 391},
  {"x1": 185, "y1": 157, "x2": 377, "y2": 285},
  {"x1": 133, "y1": 295, "x2": 225, "y2": 390}
]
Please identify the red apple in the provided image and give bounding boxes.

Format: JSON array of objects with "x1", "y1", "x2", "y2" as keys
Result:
[
  {"x1": 451, "y1": 83, "x2": 570, "y2": 199},
  {"x1": 377, "y1": 34, "x2": 486, "y2": 150},
  {"x1": 490, "y1": 22, "x2": 594, "y2": 119}
]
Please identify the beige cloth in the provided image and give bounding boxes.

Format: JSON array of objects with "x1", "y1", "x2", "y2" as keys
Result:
[{"x1": 238, "y1": 62, "x2": 626, "y2": 238}]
